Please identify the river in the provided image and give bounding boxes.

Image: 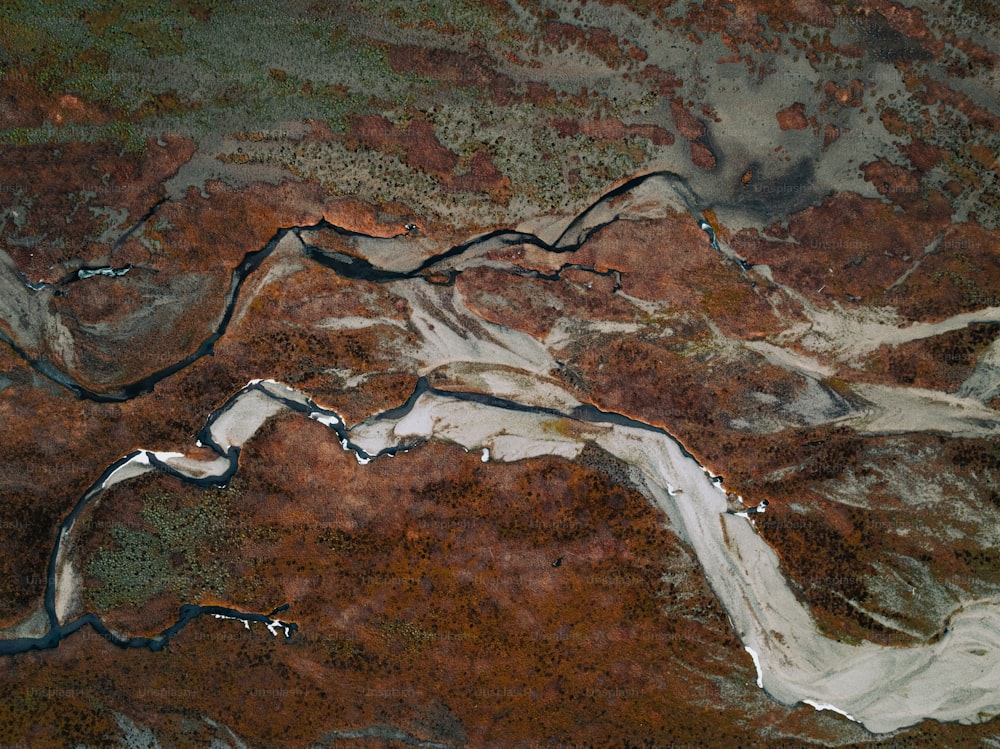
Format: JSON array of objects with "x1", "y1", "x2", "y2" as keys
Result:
[{"x1": 2, "y1": 170, "x2": 999, "y2": 733}]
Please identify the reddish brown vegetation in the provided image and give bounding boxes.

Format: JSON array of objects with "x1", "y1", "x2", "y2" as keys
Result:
[
  {"x1": 899, "y1": 138, "x2": 944, "y2": 173},
  {"x1": 458, "y1": 266, "x2": 636, "y2": 340},
  {"x1": 0, "y1": 390, "x2": 168, "y2": 624},
  {"x1": 347, "y1": 115, "x2": 458, "y2": 178},
  {"x1": 450, "y1": 149, "x2": 513, "y2": 203},
  {"x1": 912, "y1": 74, "x2": 1000, "y2": 130},
  {"x1": 215, "y1": 264, "x2": 418, "y2": 424},
  {"x1": 689, "y1": 140, "x2": 718, "y2": 170},
  {"x1": 0, "y1": 136, "x2": 196, "y2": 280},
  {"x1": 345, "y1": 115, "x2": 511, "y2": 202},
  {"x1": 822, "y1": 79, "x2": 866, "y2": 109},
  {"x1": 890, "y1": 222, "x2": 1000, "y2": 320},
  {"x1": 854, "y1": 0, "x2": 944, "y2": 56},
  {"x1": 669, "y1": 100, "x2": 706, "y2": 141},
  {"x1": 879, "y1": 105, "x2": 909, "y2": 136},
  {"x1": 32, "y1": 418, "x2": 769, "y2": 747},
  {"x1": 675, "y1": 0, "x2": 832, "y2": 53},
  {"x1": 387, "y1": 45, "x2": 516, "y2": 104},
  {"x1": 776, "y1": 102, "x2": 809, "y2": 130},
  {"x1": 670, "y1": 99, "x2": 716, "y2": 169},
  {"x1": 59, "y1": 178, "x2": 326, "y2": 390},
  {"x1": 541, "y1": 20, "x2": 639, "y2": 69},
  {"x1": 857, "y1": 323, "x2": 1000, "y2": 390},
  {"x1": 861, "y1": 157, "x2": 926, "y2": 209},
  {"x1": 564, "y1": 333, "x2": 807, "y2": 440},
  {"x1": 552, "y1": 117, "x2": 675, "y2": 146},
  {"x1": 733, "y1": 191, "x2": 962, "y2": 316},
  {"x1": 516, "y1": 212, "x2": 785, "y2": 339},
  {"x1": 638, "y1": 64, "x2": 682, "y2": 96},
  {"x1": 0, "y1": 74, "x2": 113, "y2": 130}
]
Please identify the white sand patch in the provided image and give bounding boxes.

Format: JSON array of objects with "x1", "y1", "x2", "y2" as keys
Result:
[
  {"x1": 743, "y1": 340, "x2": 835, "y2": 379},
  {"x1": 434, "y1": 362, "x2": 582, "y2": 413},
  {"x1": 353, "y1": 393, "x2": 586, "y2": 464},
  {"x1": 309, "y1": 411, "x2": 343, "y2": 428},
  {"x1": 340, "y1": 418, "x2": 400, "y2": 458},
  {"x1": 101, "y1": 451, "x2": 156, "y2": 489},
  {"x1": 849, "y1": 384, "x2": 1000, "y2": 437},
  {"x1": 316, "y1": 315, "x2": 409, "y2": 332},
  {"x1": 544, "y1": 318, "x2": 646, "y2": 351},
  {"x1": 208, "y1": 388, "x2": 286, "y2": 449},
  {"x1": 778, "y1": 298, "x2": 1000, "y2": 365},
  {"x1": 150, "y1": 451, "x2": 185, "y2": 462},
  {"x1": 54, "y1": 559, "x2": 81, "y2": 624},
  {"x1": 265, "y1": 619, "x2": 293, "y2": 637},
  {"x1": 803, "y1": 700, "x2": 857, "y2": 722},
  {"x1": 153, "y1": 454, "x2": 233, "y2": 480},
  {"x1": 593, "y1": 422, "x2": 1000, "y2": 734},
  {"x1": 745, "y1": 646, "x2": 763, "y2": 689},
  {"x1": 213, "y1": 613, "x2": 251, "y2": 630},
  {"x1": 399, "y1": 282, "x2": 556, "y2": 376},
  {"x1": 351, "y1": 392, "x2": 1000, "y2": 734}
]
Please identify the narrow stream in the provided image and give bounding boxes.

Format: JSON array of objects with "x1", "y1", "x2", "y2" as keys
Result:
[{"x1": 4, "y1": 170, "x2": 728, "y2": 402}]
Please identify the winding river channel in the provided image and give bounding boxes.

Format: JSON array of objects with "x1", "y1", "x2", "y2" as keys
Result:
[
  {"x1": 8, "y1": 376, "x2": 1000, "y2": 733},
  {"x1": 3, "y1": 171, "x2": 1000, "y2": 734}
]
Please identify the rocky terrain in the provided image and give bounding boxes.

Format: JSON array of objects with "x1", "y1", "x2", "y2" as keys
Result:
[{"x1": 0, "y1": 0, "x2": 999, "y2": 747}]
